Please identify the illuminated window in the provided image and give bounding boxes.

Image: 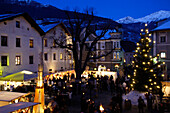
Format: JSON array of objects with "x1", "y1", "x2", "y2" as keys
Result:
[
  {"x1": 29, "y1": 39, "x2": 33, "y2": 48},
  {"x1": 44, "y1": 53, "x2": 48, "y2": 61},
  {"x1": 1, "y1": 36, "x2": 7, "y2": 46},
  {"x1": 114, "y1": 52, "x2": 116, "y2": 59},
  {"x1": 161, "y1": 52, "x2": 166, "y2": 58},
  {"x1": 29, "y1": 56, "x2": 33, "y2": 64},
  {"x1": 53, "y1": 53, "x2": 56, "y2": 60},
  {"x1": 60, "y1": 53, "x2": 63, "y2": 60},
  {"x1": 44, "y1": 39, "x2": 47, "y2": 47},
  {"x1": 1, "y1": 56, "x2": 7, "y2": 66},
  {"x1": 15, "y1": 56, "x2": 21, "y2": 65},
  {"x1": 68, "y1": 54, "x2": 72, "y2": 60},
  {"x1": 117, "y1": 52, "x2": 120, "y2": 60},
  {"x1": 16, "y1": 38, "x2": 21, "y2": 47}
]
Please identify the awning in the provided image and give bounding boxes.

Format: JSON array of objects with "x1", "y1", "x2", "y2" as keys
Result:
[
  {"x1": 0, "y1": 91, "x2": 29, "y2": 102},
  {"x1": 0, "y1": 102, "x2": 39, "y2": 113},
  {"x1": 0, "y1": 70, "x2": 37, "y2": 81}
]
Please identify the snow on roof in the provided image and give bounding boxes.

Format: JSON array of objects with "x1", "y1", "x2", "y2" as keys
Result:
[
  {"x1": 123, "y1": 91, "x2": 147, "y2": 105},
  {"x1": 0, "y1": 91, "x2": 29, "y2": 102},
  {"x1": 96, "y1": 29, "x2": 115, "y2": 40},
  {"x1": 0, "y1": 13, "x2": 23, "y2": 21},
  {"x1": 152, "y1": 20, "x2": 170, "y2": 31},
  {"x1": 39, "y1": 22, "x2": 60, "y2": 32},
  {"x1": 0, "y1": 102, "x2": 39, "y2": 113}
]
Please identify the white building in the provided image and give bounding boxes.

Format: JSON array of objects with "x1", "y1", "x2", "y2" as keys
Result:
[
  {"x1": 39, "y1": 22, "x2": 73, "y2": 74},
  {"x1": 0, "y1": 13, "x2": 44, "y2": 76}
]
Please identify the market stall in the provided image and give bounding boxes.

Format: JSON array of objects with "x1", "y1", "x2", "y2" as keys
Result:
[
  {"x1": 0, "y1": 91, "x2": 30, "y2": 107},
  {"x1": 0, "y1": 70, "x2": 37, "y2": 90},
  {"x1": 0, "y1": 102, "x2": 39, "y2": 113}
]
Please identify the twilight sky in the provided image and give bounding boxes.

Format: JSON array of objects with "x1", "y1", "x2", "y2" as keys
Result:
[{"x1": 35, "y1": 0, "x2": 170, "y2": 20}]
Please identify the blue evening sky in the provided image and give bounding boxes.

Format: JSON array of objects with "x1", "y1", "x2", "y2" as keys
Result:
[{"x1": 35, "y1": 0, "x2": 170, "y2": 20}]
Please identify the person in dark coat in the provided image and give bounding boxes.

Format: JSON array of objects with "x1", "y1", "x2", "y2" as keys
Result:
[{"x1": 138, "y1": 96, "x2": 145, "y2": 113}]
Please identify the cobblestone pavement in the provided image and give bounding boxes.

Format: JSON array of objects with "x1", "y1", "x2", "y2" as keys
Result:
[{"x1": 67, "y1": 91, "x2": 159, "y2": 113}]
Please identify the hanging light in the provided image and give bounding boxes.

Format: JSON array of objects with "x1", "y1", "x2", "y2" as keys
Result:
[
  {"x1": 145, "y1": 24, "x2": 148, "y2": 26},
  {"x1": 161, "y1": 74, "x2": 164, "y2": 77},
  {"x1": 144, "y1": 54, "x2": 148, "y2": 57},
  {"x1": 153, "y1": 74, "x2": 156, "y2": 77},
  {"x1": 131, "y1": 84, "x2": 133, "y2": 87},
  {"x1": 141, "y1": 29, "x2": 144, "y2": 32},
  {"x1": 149, "y1": 87, "x2": 152, "y2": 90},
  {"x1": 154, "y1": 82, "x2": 157, "y2": 85},
  {"x1": 158, "y1": 65, "x2": 160, "y2": 68},
  {"x1": 163, "y1": 62, "x2": 165, "y2": 64},
  {"x1": 150, "y1": 69, "x2": 153, "y2": 72},
  {"x1": 153, "y1": 41, "x2": 156, "y2": 44},
  {"x1": 100, "y1": 104, "x2": 104, "y2": 113},
  {"x1": 149, "y1": 34, "x2": 152, "y2": 36},
  {"x1": 142, "y1": 62, "x2": 145, "y2": 65},
  {"x1": 145, "y1": 85, "x2": 148, "y2": 88},
  {"x1": 148, "y1": 62, "x2": 150, "y2": 65},
  {"x1": 157, "y1": 86, "x2": 160, "y2": 88},
  {"x1": 137, "y1": 43, "x2": 139, "y2": 46},
  {"x1": 149, "y1": 79, "x2": 152, "y2": 82}
]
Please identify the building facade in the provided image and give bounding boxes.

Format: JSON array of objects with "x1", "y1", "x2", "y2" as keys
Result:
[
  {"x1": 152, "y1": 20, "x2": 170, "y2": 80},
  {"x1": 40, "y1": 23, "x2": 73, "y2": 74},
  {"x1": 85, "y1": 31, "x2": 124, "y2": 71},
  {"x1": 0, "y1": 13, "x2": 44, "y2": 76}
]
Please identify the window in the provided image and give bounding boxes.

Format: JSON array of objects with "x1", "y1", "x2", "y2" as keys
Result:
[
  {"x1": 117, "y1": 42, "x2": 119, "y2": 48},
  {"x1": 53, "y1": 53, "x2": 56, "y2": 60},
  {"x1": 16, "y1": 38, "x2": 21, "y2": 47},
  {"x1": 1, "y1": 56, "x2": 7, "y2": 66},
  {"x1": 68, "y1": 54, "x2": 72, "y2": 60},
  {"x1": 15, "y1": 56, "x2": 21, "y2": 65},
  {"x1": 160, "y1": 52, "x2": 166, "y2": 58},
  {"x1": 60, "y1": 53, "x2": 63, "y2": 60},
  {"x1": 29, "y1": 56, "x2": 33, "y2": 64},
  {"x1": 117, "y1": 52, "x2": 120, "y2": 60},
  {"x1": 114, "y1": 42, "x2": 116, "y2": 48},
  {"x1": 160, "y1": 36, "x2": 166, "y2": 43},
  {"x1": 29, "y1": 39, "x2": 33, "y2": 48},
  {"x1": 1, "y1": 36, "x2": 7, "y2": 46},
  {"x1": 16, "y1": 21, "x2": 20, "y2": 28},
  {"x1": 114, "y1": 52, "x2": 116, "y2": 59},
  {"x1": 44, "y1": 39, "x2": 47, "y2": 47},
  {"x1": 44, "y1": 53, "x2": 48, "y2": 61}
]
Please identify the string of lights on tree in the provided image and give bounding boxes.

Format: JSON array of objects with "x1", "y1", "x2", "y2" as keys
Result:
[{"x1": 129, "y1": 24, "x2": 164, "y2": 93}]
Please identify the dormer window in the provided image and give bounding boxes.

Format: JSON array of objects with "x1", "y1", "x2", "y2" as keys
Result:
[{"x1": 16, "y1": 21, "x2": 20, "y2": 28}]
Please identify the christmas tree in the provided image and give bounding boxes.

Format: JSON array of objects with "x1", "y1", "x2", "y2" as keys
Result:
[{"x1": 130, "y1": 24, "x2": 163, "y2": 93}]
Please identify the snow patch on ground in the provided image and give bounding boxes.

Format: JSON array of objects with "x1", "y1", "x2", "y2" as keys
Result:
[{"x1": 123, "y1": 91, "x2": 147, "y2": 105}]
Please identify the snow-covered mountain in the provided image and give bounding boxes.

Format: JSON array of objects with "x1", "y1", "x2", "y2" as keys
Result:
[{"x1": 117, "y1": 10, "x2": 170, "y2": 24}]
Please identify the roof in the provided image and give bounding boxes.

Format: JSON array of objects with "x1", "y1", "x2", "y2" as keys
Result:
[
  {"x1": 39, "y1": 22, "x2": 71, "y2": 35},
  {"x1": 0, "y1": 70, "x2": 37, "y2": 81},
  {"x1": 0, "y1": 102, "x2": 39, "y2": 113},
  {"x1": 0, "y1": 13, "x2": 45, "y2": 35},
  {"x1": 152, "y1": 20, "x2": 170, "y2": 31},
  {"x1": 0, "y1": 91, "x2": 29, "y2": 102}
]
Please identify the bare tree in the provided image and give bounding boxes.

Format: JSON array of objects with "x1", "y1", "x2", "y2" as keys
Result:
[{"x1": 54, "y1": 9, "x2": 118, "y2": 80}]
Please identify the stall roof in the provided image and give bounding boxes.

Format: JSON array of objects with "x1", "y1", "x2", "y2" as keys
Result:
[
  {"x1": 0, "y1": 91, "x2": 29, "y2": 102},
  {"x1": 0, "y1": 102, "x2": 39, "y2": 113},
  {"x1": 0, "y1": 70, "x2": 37, "y2": 81}
]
